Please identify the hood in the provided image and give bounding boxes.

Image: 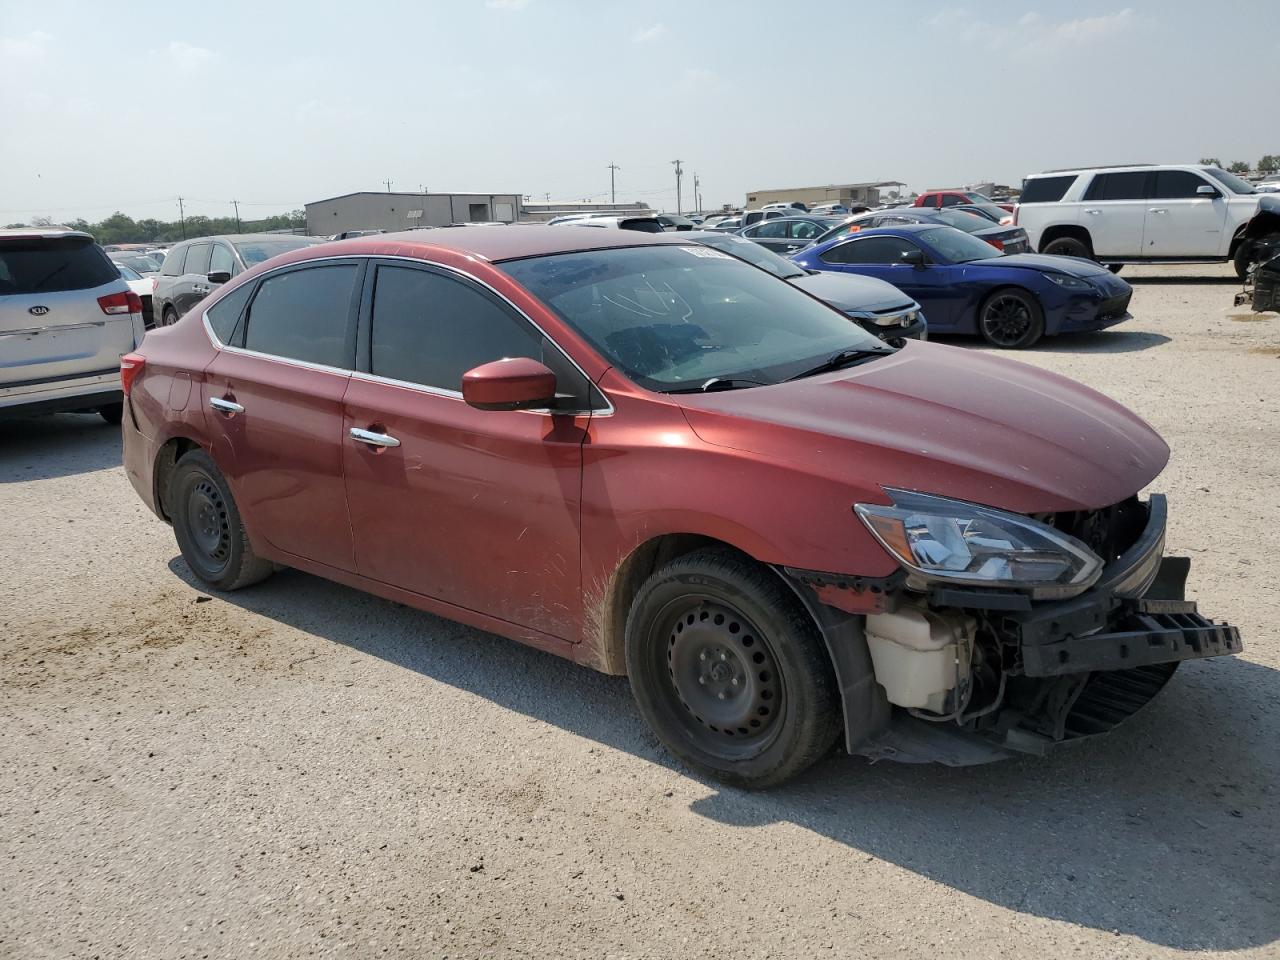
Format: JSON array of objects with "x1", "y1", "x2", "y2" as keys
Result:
[
  {"x1": 675, "y1": 340, "x2": 1168, "y2": 514},
  {"x1": 787, "y1": 271, "x2": 916, "y2": 313},
  {"x1": 978, "y1": 252, "x2": 1114, "y2": 279}
]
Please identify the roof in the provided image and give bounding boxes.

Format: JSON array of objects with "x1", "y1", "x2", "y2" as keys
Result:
[
  {"x1": 303, "y1": 225, "x2": 692, "y2": 263},
  {"x1": 0, "y1": 228, "x2": 93, "y2": 241},
  {"x1": 305, "y1": 190, "x2": 524, "y2": 207},
  {"x1": 172, "y1": 233, "x2": 326, "y2": 244}
]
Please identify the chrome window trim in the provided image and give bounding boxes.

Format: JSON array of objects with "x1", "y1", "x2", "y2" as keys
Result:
[{"x1": 199, "y1": 252, "x2": 614, "y2": 417}]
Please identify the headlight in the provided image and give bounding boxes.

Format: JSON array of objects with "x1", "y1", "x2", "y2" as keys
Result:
[
  {"x1": 1044, "y1": 273, "x2": 1092, "y2": 290},
  {"x1": 854, "y1": 488, "x2": 1103, "y2": 597},
  {"x1": 850, "y1": 308, "x2": 918, "y2": 327}
]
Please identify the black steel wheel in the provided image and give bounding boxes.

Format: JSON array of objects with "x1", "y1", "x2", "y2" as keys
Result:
[
  {"x1": 626, "y1": 548, "x2": 839, "y2": 788},
  {"x1": 978, "y1": 288, "x2": 1045, "y2": 349},
  {"x1": 168, "y1": 449, "x2": 273, "y2": 591}
]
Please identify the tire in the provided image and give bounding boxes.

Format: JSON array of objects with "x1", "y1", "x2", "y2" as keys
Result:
[
  {"x1": 98, "y1": 403, "x2": 124, "y2": 425},
  {"x1": 1106, "y1": 264, "x2": 1124, "y2": 274},
  {"x1": 167, "y1": 449, "x2": 273, "y2": 591},
  {"x1": 1042, "y1": 235, "x2": 1092, "y2": 259},
  {"x1": 978, "y1": 287, "x2": 1045, "y2": 349},
  {"x1": 162, "y1": 306, "x2": 179, "y2": 327},
  {"x1": 625, "y1": 547, "x2": 840, "y2": 789}
]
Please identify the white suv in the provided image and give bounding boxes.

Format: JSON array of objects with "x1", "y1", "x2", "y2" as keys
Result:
[{"x1": 1014, "y1": 164, "x2": 1266, "y2": 277}]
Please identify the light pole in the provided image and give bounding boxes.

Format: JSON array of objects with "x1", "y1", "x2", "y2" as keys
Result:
[
  {"x1": 607, "y1": 163, "x2": 620, "y2": 205},
  {"x1": 671, "y1": 159, "x2": 684, "y2": 215}
]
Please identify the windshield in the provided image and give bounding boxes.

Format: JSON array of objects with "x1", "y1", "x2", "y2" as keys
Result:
[
  {"x1": 117, "y1": 264, "x2": 142, "y2": 281},
  {"x1": 1202, "y1": 167, "x2": 1256, "y2": 195},
  {"x1": 0, "y1": 236, "x2": 119, "y2": 294},
  {"x1": 233, "y1": 236, "x2": 324, "y2": 266},
  {"x1": 499, "y1": 246, "x2": 886, "y2": 392},
  {"x1": 918, "y1": 226, "x2": 999, "y2": 263},
  {"x1": 695, "y1": 234, "x2": 805, "y2": 280}
]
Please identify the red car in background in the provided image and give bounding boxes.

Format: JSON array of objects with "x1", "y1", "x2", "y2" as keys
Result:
[
  {"x1": 120, "y1": 227, "x2": 1241, "y2": 787},
  {"x1": 915, "y1": 190, "x2": 1016, "y2": 221}
]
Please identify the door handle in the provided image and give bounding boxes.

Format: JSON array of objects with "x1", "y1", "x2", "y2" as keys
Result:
[
  {"x1": 1084, "y1": 208, "x2": 1101, "y2": 215},
  {"x1": 1149, "y1": 208, "x2": 1169, "y2": 214},
  {"x1": 209, "y1": 396, "x2": 244, "y2": 414},
  {"x1": 349, "y1": 427, "x2": 400, "y2": 448}
]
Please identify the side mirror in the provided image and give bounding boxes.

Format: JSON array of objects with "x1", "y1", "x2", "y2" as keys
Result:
[
  {"x1": 900, "y1": 248, "x2": 926, "y2": 267},
  {"x1": 462, "y1": 357, "x2": 557, "y2": 411},
  {"x1": 207, "y1": 270, "x2": 231, "y2": 284},
  {"x1": 1196, "y1": 184, "x2": 1220, "y2": 197}
]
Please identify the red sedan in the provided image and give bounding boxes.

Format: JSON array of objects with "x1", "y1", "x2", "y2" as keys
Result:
[{"x1": 121, "y1": 227, "x2": 1240, "y2": 787}]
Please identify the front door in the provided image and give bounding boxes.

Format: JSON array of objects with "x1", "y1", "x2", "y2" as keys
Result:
[
  {"x1": 1143, "y1": 170, "x2": 1229, "y2": 257},
  {"x1": 342, "y1": 261, "x2": 592, "y2": 640},
  {"x1": 202, "y1": 260, "x2": 362, "y2": 570},
  {"x1": 175, "y1": 242, "x2": 211, "y2": 318},
  {"x1": 817, "y1": 234, "x2": 964, "y2": 328}
]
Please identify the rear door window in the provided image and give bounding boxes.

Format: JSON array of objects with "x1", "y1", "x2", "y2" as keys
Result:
[
  {"x1": 242, "y1": 264, "x2": 359, "y2": 368},
  {"x1": 939, "y1": 194, "x2": 964, "y2": 207},
  {"x1": 184, "y1": 243, "x2": 212, "y2": 276},
  {"x1": 755, "y1": 221, "x2": 790, "y2": 238},
  {"x1": 1083, "y1": 171, "x2": 1149, "y2": 201},
  {"x1": 0, "y1": 236, "x2": 118, "y2": 294}
]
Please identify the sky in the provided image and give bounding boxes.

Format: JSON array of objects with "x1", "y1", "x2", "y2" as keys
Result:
[{"x1": 1, "y1": 0, "x2": 1277, "y2": 224}]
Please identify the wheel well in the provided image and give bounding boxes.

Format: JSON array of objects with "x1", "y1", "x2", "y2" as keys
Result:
[
  {"x1": 590, "y1": 534, "x2": 760, "y2": 676},
  {"x1": 1038, "y1": 224, "x2": 1092, "y2": 254},
  {"x1": 153, "y1": 436, "x2": 202, "y2": 522},
  {"x1": 1229, "y1": 222, "x2": 1250, "y2": 257}
]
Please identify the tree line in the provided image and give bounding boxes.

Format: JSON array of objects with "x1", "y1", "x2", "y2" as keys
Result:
[
  {"x1": 4, "y1": 210, "x2": 308, "y2": 245},
  {"x1": 1198, "y1": 156, "x2": 1279, "y2": 175}
]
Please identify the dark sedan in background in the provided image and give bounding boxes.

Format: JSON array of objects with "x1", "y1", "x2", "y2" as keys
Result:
[
  {"x1": 791, "y1": 223, "x2": 1131, "y2": 348},
  {"x1": 152, "y1": 233, "x2": 325, "y2": 325},
  {"x1": 736, "y1": 216, "x2": 846, "y2": 254},
  {"x1": 686, "y1": 231, "x2": 926, "y2": 341},
  {"x1": 812, "y1": 208, "x2": 1030, "y2": 255}
]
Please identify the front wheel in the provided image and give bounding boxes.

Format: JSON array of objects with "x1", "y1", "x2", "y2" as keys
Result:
[
  {"x1": 978, "y1": 288, "x2": 1045, "y2": 349},
  {"x1": 1106, "y1": 264, "x2": 1124, "y2": 274},
  {"x1": 167, "y1": 449, "x2": 273, "y2": 591},
  {"x1": 625, "y1": 548, "x2": 840, "y2": 788}
]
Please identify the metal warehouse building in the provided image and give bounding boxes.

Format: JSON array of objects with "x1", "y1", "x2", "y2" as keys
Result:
[
  {"x1": 745, "y1": 180, "x2": 905, "y2": 210},
  {"x1": 305, "y1": 191, "x2": 523, "y2": 235}
]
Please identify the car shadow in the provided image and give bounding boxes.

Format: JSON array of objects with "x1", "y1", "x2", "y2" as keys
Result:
[
  {"x1": 170, "y1": 558, "x2": 1279, "y2": 952},
  {"x1": 0, "y1": 413, "x2": 123, "y2": 482},
  {"x1": 1124, "y1": 275, "x2": 1241, "y2": 286}
]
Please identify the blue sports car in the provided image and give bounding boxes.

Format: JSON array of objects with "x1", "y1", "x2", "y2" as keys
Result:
[{"x1": 790, "y1": 223, "x2": 1133, "y2": 348}]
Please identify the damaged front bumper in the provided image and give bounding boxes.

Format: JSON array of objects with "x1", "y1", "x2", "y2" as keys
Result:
[{"x1": 785, "y1": 494, "x2": 1243, "y2": 765}]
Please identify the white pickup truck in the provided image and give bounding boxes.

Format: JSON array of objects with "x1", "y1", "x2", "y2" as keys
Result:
[{"x1": 1014, "y1": 164, "x2": 1267, "y2": 277}]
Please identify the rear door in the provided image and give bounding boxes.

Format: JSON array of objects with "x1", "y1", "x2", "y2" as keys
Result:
[
  {"x1": 341, "y1": 260, "x2": 591, "y2": 638},
  {"x1": 201, "y1": 260, "x2": 362, "y2": 570},
  {"x1": 1144, "y1": 170, "x2": 1228, "y2": 257},
  {"x1": 152, "y1": 243, "x2": 187, "y2": 322},
  {"x1": 1080, "y1": 171, "x2": 1149, "y2": 258},
  {"x1": 745, "y1": 219, "x2": 793, "y2": 252},
  {"x1": 0, "y1": 234, "x2": 139, "y2": 387}
]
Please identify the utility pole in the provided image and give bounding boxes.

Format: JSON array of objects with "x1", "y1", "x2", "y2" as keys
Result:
[
  {"x1": 384, "y1": 178, "x2": 393, "y2": 192},
  {"x1": 607, "y1": 162, "x2": 621, "y2": 205},
  {"x1": 231, "y1": 199, "x2": 241, "y2": 232},
  {"x1": 671, "y1": 159, "x2": 684, "y2": 215},
  {"x1": 692, "y1": 173, "x2": 700, "y2": 215},
  {"x1": 178, "y1": 197, "x2": 186, "y2": 239},
  {"x1": 544, "y1": 192, "x2": 551, "y2": 203}
]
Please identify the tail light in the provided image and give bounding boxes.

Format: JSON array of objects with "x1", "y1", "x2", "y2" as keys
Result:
[
  {"x1": 999, "y1": 216, "x2": 1013, "y2": 226},
  {"x1": 986, "y1": 237, "x2": 1005, "y2": 252},
  {"x1": 120, "y1": 353, "x2": 145, "y2": 397},
  {"x1": 98, "y1": 290, "x2": 144, "y2": 315}
]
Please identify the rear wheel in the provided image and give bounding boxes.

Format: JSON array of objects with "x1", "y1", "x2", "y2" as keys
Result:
[
  {"x1": 167, "y1": 449, "x2": 273, "y2": 591},
  {"x1": 978, "y1": 288, "x2": 1045, "y2": 349},
  {"x1": 98, "y1": 403, "x2": 123, "y2": 425},
  {"x1": 1042, "y1": 235, "x2": 1092, "y2": 259},
  {"x1": 625, "y1": 548, "x2": 840, "y2": 788},
  {"x1": 1106, "y1": 264, "x2": 1124, "y2": 274},
  {"x1": 162, "y1": 307, "x2": 179, "y2": 327}
]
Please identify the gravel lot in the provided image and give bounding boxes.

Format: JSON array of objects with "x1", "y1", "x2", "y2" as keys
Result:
[{"x1": 2, "y1": 264, "x2": 1277, "y2": 960}]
